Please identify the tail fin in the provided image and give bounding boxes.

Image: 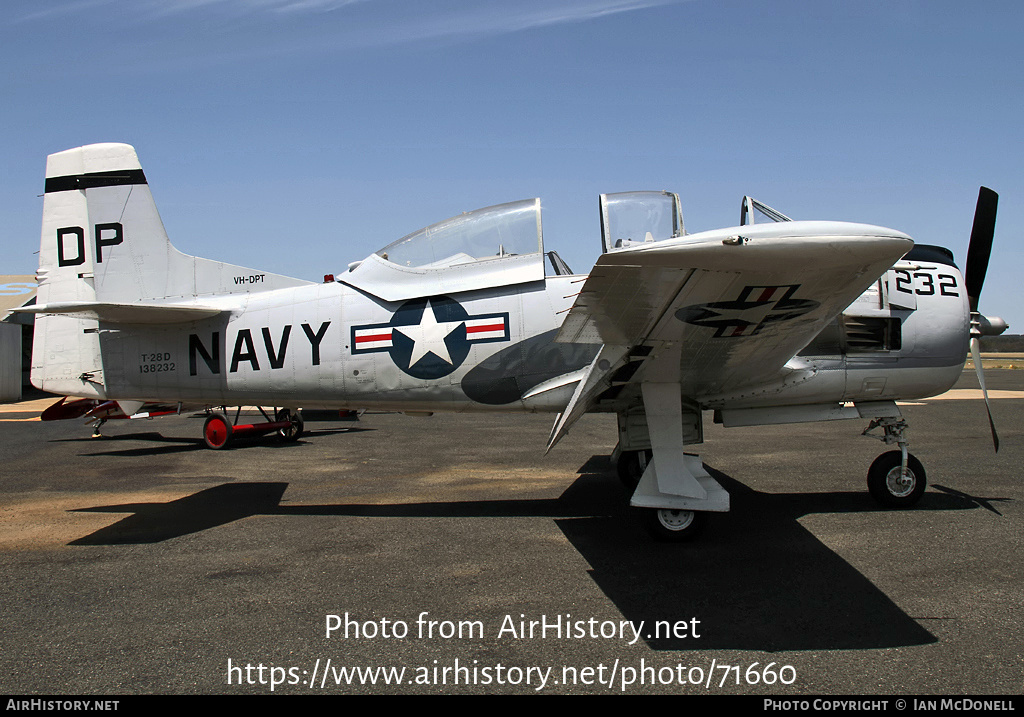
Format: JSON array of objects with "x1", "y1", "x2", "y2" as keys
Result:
[
  {"x1": 39, "y1": 143, "x2": 309, "y2": 303},
  {"x1": 31, "y1": 143, "x2": 311, "y2": 396}
]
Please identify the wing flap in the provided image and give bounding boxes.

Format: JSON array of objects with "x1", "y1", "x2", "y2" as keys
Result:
[{"x1": 545, "y1": 344, "x2": 629, "y2": 452}]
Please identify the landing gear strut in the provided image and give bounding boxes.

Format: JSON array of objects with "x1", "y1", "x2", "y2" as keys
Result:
[
  {"x1": 90, "y1": 417, "x2": 107, "y2": 438},
  {"x1": 862, "y1": 417, "x2": 927, "y2": 508}
]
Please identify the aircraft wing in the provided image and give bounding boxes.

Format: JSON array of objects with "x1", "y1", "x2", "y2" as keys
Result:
[{"x1": 548, "y1": 221, "x2": 912, "y2": 448}]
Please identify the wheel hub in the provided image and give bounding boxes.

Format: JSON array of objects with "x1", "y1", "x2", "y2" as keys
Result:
[
  {"x1": 885, "y1": 467, "x2": 916, "y2": 498},
  {"x1": 657, "y1": 509, "x2": 695, "y2": 531}
]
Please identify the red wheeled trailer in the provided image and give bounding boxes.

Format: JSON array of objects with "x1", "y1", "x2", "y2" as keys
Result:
[{"x1": 202, "y1": 408, "x2": 303, "y2": 449}]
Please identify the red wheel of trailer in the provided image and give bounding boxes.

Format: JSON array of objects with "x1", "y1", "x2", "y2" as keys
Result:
[{"x1": 203, "y1": 413, "x2": 233, "y2": 449}]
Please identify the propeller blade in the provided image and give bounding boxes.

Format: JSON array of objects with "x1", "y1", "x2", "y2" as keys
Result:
[
  {"x1": 964, "y1": 187, "x2": 998, "y2": 312},
  {"x1": 970, "y1": 336, "x2": 1000, "y2": 452}
]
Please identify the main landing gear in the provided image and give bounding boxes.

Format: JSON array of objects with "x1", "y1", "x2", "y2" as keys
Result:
[
  {"x1": 202, "y1": 407, "x2": 303, "y2": 450},
  {"x1": 862, "y1": 417, "x2": 927, "y2": 508},
  {"x1": 642, "y1": 506, "x2": 709, "y2": 541},
  {"x1": 611, "y1": 385, "x2": 729, "y2": 542},
  {"x1": 614, "y1": 448, "x2": 720, "y2": 542}
]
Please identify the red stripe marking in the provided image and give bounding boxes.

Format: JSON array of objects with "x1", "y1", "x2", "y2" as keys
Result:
[
  {"x1": 355, "y1": 332, "x2": 392, "y2": 344},
  {"x1": 757, "y1": 287, "x2": 776, "y2": 302},
  {"x1": 466, "y1": 323, "x2": 505, "y2": 334}
]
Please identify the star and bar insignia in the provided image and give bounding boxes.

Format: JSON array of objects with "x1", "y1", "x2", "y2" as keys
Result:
[
  {"x1": 676, "y1": 284, "x2": 820, "y2": 338},
  {"x1": 352, "y1": 296, "x2": 510, "y2": 379}
]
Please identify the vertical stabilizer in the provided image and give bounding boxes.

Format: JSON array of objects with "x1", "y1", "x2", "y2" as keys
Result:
[
  {"x1": 41, "y1": 143, "x2": 173, "y2": 304},
  {"x1": 31, "y1": 145, "x2": 137, "y2": 395},
  {"x1": 31, "y1": 143, "x2": 312, "y2": 396}
]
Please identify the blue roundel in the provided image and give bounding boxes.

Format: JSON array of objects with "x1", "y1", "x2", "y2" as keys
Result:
[{"x1": 388, "y1": 297, "x2": 471, "y2": 379}]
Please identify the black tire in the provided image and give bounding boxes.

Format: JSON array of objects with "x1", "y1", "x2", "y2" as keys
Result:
[
  {"x1": 642, "y1": 508, "x2": 707, "y2": 542},
  {"x1": 867, "y1": 450, "x2": 926, "y2": 508},
  {"x1": 616, "y1": 449, "x2": 652, "y2": 490},
  {"x1": 203, "y1": 413, "x2": 233, "y2": 450},
  {"x1": 275, "y1": 409, "x2": 303, "y2": 442}
]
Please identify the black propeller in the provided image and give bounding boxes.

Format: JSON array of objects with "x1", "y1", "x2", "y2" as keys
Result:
[
  {"x1": 964, "y1": 187, "x2": 1000, "y2": 452},
  {"x1": 965, "y1": 187, "x2": 998, "y2": 313}
]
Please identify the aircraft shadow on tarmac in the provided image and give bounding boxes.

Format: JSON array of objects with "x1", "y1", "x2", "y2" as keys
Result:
[
  {"x1": 64, "y1": 456, "x2": 1008, "y2": 653},
  {"x1": 60, "y1": 427, "x2": 371, "y2": 457}
]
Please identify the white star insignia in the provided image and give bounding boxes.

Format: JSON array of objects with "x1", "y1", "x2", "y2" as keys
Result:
[
  {"x1": 396, "y1": 300, "x2": 464, "y2": 366},
  {"x1": 705, "y1": 302, "x2": 776, "y2": 328}
]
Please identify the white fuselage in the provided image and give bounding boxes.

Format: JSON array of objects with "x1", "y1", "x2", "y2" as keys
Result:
[{"x1": 88, "y1": 261, "x2": 968, "y2": 414}]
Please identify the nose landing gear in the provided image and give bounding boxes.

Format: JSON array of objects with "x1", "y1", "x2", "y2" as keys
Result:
[{"x1": 863, "y1": 417, "x2": 926, "y2": 508}]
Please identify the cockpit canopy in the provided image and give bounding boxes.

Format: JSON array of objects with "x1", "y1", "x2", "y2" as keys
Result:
[
  {"x1": 374, "y1": 198, "x2": 543, "y2": 269},
  {"x1": 343, "y1": 199, "x2": 547, "y2": 302},
  {"x1": 342, "y1": 191, "x2": 795, "y2": 303},
  {"x1": 600, "y1": 191, "x2": 684, "y2": 253}
]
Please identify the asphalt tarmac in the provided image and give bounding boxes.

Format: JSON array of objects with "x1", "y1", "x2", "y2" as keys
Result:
[{"x1": 1, "y1": 371, "x2": 1021, "y2": 695}]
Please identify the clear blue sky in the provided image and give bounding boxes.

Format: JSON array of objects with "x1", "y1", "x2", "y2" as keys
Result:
[{"x1": 3, "y1": 0, "x2": 1021, "y2": 330}]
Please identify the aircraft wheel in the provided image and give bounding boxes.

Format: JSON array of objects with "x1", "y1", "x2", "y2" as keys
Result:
[
  {"x1": 642, "y1": 508, "x2": 707, "y2": 542},
  {"x1": 867, "y1": 450, "x2": 926, "y2": 508},
  {"x1": 276, "y1": 409, "x2": 304, "y2": 442},
  {"x1": 203, "y1": 413, "x2": 233, "y2": 450},
  {"x1": 617, "y1": 449, "x2": 651, "y2": 490}
]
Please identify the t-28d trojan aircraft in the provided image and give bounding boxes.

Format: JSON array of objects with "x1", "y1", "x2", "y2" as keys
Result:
[{"x1": 18, "y1": 143, "x2": 1007, "y2": 540}]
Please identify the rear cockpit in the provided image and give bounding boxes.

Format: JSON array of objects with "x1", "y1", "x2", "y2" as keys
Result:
[{"x1": 599, "y1": 191, "x2": 684, "y2": 252}]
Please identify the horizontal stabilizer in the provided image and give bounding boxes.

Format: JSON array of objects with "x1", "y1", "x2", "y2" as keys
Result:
[
  {"x1": 14, "y1": 301, "x2": 224, "y2": 324},
  {"x1": 40, "y1": 396, "x2": 184, "y2": 421}
]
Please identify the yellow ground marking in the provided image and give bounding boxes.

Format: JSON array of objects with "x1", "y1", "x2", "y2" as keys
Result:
[{"x1": 0, "y1": 397, "x2": 58, "y2": 421}]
